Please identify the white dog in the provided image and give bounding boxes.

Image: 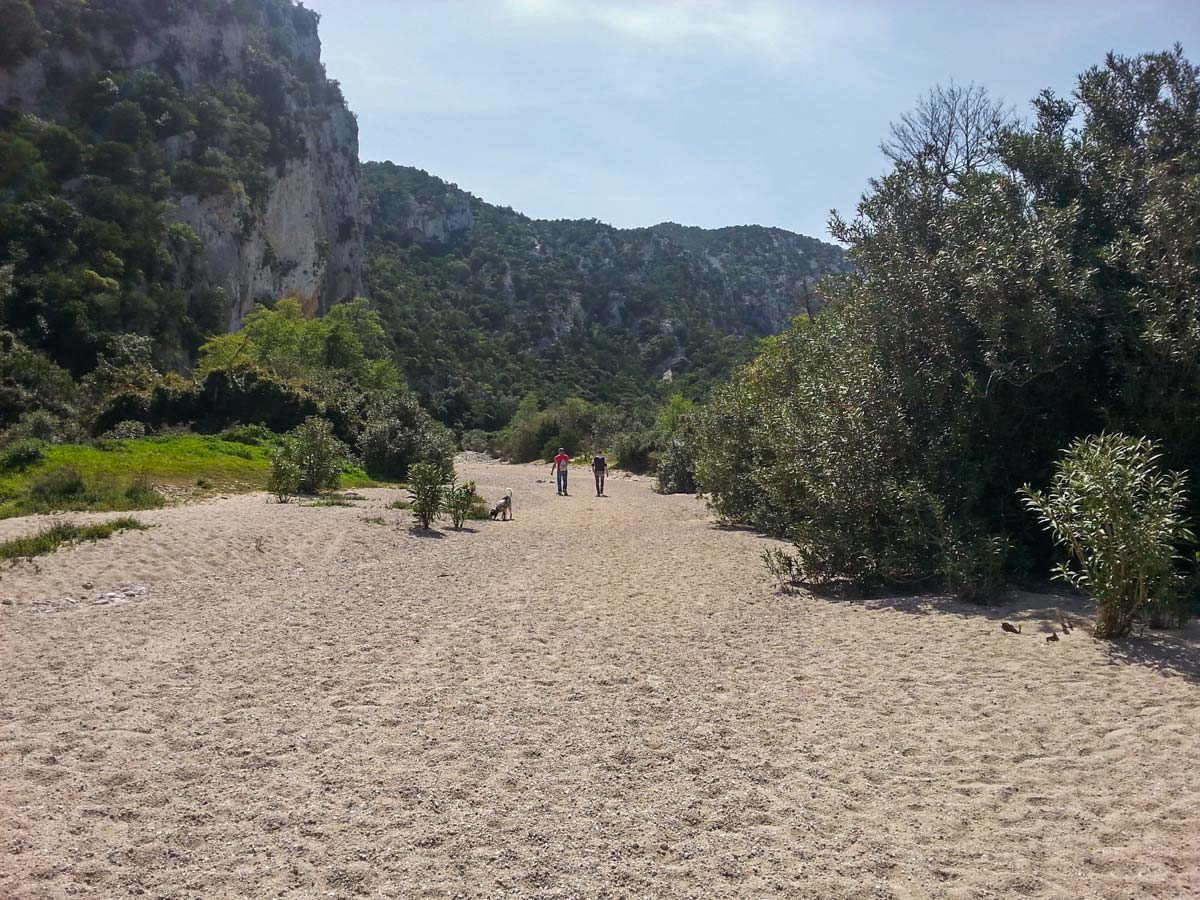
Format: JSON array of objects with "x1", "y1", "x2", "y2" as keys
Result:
[{"x1": 489, "y1": 489, "x2": 513, "y2": 521}]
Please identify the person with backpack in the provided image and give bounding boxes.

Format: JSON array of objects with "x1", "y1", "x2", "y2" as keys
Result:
[
  {"x1": 552, "y1": 447, "x2": 571, "y2": 496},
  {"x1": 591, "y1": 451, "x2": 608, "y2": 496}
]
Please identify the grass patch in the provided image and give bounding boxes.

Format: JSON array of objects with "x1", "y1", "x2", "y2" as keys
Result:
[
  {"x1": 0, "y1": 466, "x2": 166, "y2": 520},
  {"x1": 386, "y1": 499, "x2": 413, "y2": 510},
  {"x1": 0, "y1": 517, "x2": 149, "y2": 563},
  {"x1": 0, "y1": 434, "x2": 384, "y2": 518},
  {"x1": 306, "y1": 497, "x2": 355, "y2": 507},
  {"x1": 362, "y1": 516, "x2": 387, "y2": 526}
]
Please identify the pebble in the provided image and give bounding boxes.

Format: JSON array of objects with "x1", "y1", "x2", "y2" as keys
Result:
[
  {"x1": 82, "y1": 581, "x2": 94, "y2": 590},
  {"x1": 1, "y1": 597, "x2": 14, "y2": 606}
]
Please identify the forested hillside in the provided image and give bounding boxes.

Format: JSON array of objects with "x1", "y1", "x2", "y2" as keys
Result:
[
  {"x1": 364, "y1": 163, "x2": 850, "y2": 430},
  {"x1": 0, "y1": 0, "x2": 362, "y2": 375}
]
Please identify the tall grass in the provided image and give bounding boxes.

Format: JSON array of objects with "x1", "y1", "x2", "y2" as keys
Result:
[{"x1": 0, "y1": 517, "x2": 149, "y2": 563}]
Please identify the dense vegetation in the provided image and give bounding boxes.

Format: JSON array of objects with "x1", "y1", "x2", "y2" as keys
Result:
[
  {"x1": 690, "y1": 50, "x2": 1200, "y2": 621},
  {"x1": 363, "y1": 162, "x2": 849, "y2": 431},
  {"x1": 2, "y1": 0, "x2": 846, "y2": 487},
  {"x1": 0, "y1": 0, "x2": 346, "y2": 374}
]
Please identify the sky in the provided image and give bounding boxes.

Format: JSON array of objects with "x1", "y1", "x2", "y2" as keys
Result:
[{"x1": 304, "y1": 0, "x2": 1200, "y2": 242}]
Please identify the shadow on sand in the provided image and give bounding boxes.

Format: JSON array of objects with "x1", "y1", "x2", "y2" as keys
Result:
[
  {"x1": 408, "y1": 527, "x2": 445, "y2": 539},
  {"x1": 796, "y1": 582, "x2": 1200, "y2": 684}
]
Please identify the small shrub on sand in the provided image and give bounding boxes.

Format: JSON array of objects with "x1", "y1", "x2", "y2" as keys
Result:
[
  {"x1": 0, "y1": 517, "x2": 148, "y2": 563},
  {"x1": 1021, "y1": 434, "x2": 1195, "y2": 638},
  {"x1": 445, "y1": 479, "x2": 482, "y2": 530},
  {"x1": 762, "y1": 547, "x2": 802, "y2": 589},
  {"x1": 270, "y1": 417, "x2": 346, "y2": 500},
  {"x1": 938, "y1": 529, "x2": 1012, "y2": 606},
  {"x1": 408, "y1": 462, "x2": 447, "y2": 529}
]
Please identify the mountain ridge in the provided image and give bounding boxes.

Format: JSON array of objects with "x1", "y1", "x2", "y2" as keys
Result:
[{"x1": 361, "y1": 161, "x2": 851, "y2": 428}]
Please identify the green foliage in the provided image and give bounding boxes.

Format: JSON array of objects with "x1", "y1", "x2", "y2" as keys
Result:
[
  {"x1": 0, "y1": 1, "x2": 41, "y2": 62},
  {"x1": 103, "y1": 420, "x2": 148, "y2": 440},
  {"x1": 0, "y1": 464, "x2": 165, "y2": 519},
  {"x1": 496, "y1": 394, "x2": 656, "y2": 466},
  {"x1": 408, "y1": 462, "x2": 447, "y2": 530},
  {"x1": 461, "y1": 429, "x2": 491, "y2": 454},
  {"x1": 363, "y1": 162, "x2": 847, "y2": 431},
  {"x1": 0, "y1": 517, "x2": 148, "y2": 564},
  {"x1": 693, "y1": 49, "x2": 1200, "y2": 598},
  {"x1": 612, "y1": 430, "x2": 658, "y2": 475},
  {"x1": 1, "y1": 439, "x2": 46, "y2": 471},
  {"x1": 656, "y1": 394, "x2": 696, "y2": 436},
  {"x1": 0, "y1": 0, "x2": 352, "y2": 375},
  {"x1": 656, "y1": 435, "x2": 697, "y2": 494},
  {"x1": 762, "y1": 547, "x2": 803, "y2": 590},
  {"x1": 358, "y1": 391, "x2": 454, "y2": 480},
  {"x1": 270, "y1": 417, "x2": 346, "y2": 498},
  {"x1": 219, "y1": 423, "x2": 276, "y2": 447},
  {"x1": 938, "y1": 529, "x2": 1013, "y2": 606},
  {"x1": 1021, "y1": 434, "x2": 1195, "y2": 638},
  {"x1": 445, "y1": 479, "x2": 481, "y2": 530},
  {"x1": 0, "y1": 331, "x2": 79, "y2": 432}
]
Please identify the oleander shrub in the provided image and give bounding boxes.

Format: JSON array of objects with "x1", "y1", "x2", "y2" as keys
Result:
[
  {"x1": 270, "y1": 416, "x2": 346, "y2": 498},
  {"x1": 445, "y1": 479, "x2": 481, "y2": 530},
  {"x1": 408, "y1": 462, "x2": 447, "y2": 530},
  {"x1": 1021, "y1": 434, "x2": 1195, "y2": 638}
]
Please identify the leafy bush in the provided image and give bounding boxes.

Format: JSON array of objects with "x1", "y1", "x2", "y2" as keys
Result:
[
  {"x1": 461, "y1": 429, "x2": 491, "y2": 454},
  {"x1": 103, "y1": 419, "x2": 147, "y2": 440},
  {"x1": 656, "y1": 435, "x2": 696, "y2": 494},
  {"x1": 1, "y1": 438, "x2": 46, "y2": 471},
  {"x1": 28, "y1": 465, "x2": 87, "y2": 504},
  {"x1": 1, "y1": 409, "x2": 84, "y2": 446},
  {"x1": 613, "y1": 430, "x2": 658, "y2": 475},
  {"x1": 359, "y1": 412, "x2": 453, "y2": 481},
  {"x1": 693, "y1": 51, "x2": 1200, "y2": 596},
  {"x1": 268, "y1": 453, "x2": 301, "y2": 503},
  {"x1": 762, "y1": 547, "x2": 802, "y2": 590},
  {"x1": 1021, "y1": 434, "x2": 1195, "y2": 638},
  {"x1": 220, "y1": 423, "x2": 275, "y2": 446},
  {"x1": 408, "y1": 462, "x2": 447, "y2": 530},
  {"x1": 270, "y1": 416, "x2": 346, "y2": 498},
  {"x1": 445, "y1": 479, "x2": 481, "y2": 530},
  {"x1": 939, "y1": 528, "x2": 1013, "y2": 606}
]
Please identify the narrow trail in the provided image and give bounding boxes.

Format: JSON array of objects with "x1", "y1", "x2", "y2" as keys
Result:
[{"x1": 2, "y1": 461, "x2": 1198, "y2": 899}]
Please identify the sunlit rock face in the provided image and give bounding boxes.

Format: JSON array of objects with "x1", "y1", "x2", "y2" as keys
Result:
[{"x1": 0, "y1": 0, "x2": 364, "y2": 329}]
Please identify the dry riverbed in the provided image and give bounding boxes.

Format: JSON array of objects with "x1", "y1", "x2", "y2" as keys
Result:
[{"x1": 1, "y1": 459, "x2": 1198, "y2": 899}]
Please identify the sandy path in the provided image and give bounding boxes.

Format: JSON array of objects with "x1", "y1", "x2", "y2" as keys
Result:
[{"x1": 1, "y1": 460, "x2": 1198, "y2": 899}]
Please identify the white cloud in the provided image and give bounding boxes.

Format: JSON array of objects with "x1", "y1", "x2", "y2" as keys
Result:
[{"x1": 504, "y1": 0, "x2": 877, "y2": 67}]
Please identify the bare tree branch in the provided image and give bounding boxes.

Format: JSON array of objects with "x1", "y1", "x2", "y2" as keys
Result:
[{"x1": 882, "y1": 81, "x2": 1015, "y2": 186}]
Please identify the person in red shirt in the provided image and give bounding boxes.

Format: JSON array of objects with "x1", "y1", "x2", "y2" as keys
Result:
[{"x1": 551, "y1": 448, "x2": 571, "y2": 495}]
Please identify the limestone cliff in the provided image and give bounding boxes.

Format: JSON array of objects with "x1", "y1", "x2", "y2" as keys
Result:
[{"x1": 0, "y1": 0, "x2": 362, "y2": 333}]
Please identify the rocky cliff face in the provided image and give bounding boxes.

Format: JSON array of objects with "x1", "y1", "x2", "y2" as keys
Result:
[{"x1": 0, "y1": 0, "x2": 362, "y2": 331}]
